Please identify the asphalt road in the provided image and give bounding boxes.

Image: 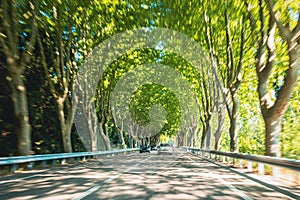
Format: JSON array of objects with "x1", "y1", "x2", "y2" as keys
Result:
[{"x1": 0, "y1": 149, "x2": 299, "y2": 200}]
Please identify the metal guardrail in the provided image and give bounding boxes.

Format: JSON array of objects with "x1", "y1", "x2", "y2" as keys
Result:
[
  {"x1": 0, "y1": 148, "x2": 139, "y2": 173},
  {"x1": 182, "y1": 147, "x2": 300, "y2": 172}
]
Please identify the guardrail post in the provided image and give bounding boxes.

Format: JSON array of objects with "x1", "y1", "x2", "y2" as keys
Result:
[
  {"x1": 272, "y1": 167, "x2": 280, "y2": 180},
  {"x1": 247, "y1": 161, "x2": 253, "y2": 172},
  {"x1": 52, "y1": 159, "x2": 56, "y2": 167},
  {"x1": 61, "y1": 159, "x2": 66, "y2": 165},
  {"x1": 41, "y1": 160, "x2": 47, "y2": 168},
  {"x1": 27, "y1": 162, "x2": 34, "y2": 169},
  {"x1": 10, "y1": 164, "x2": 18, "y2": 173},
  {"x1": 258, "y1": 163, "x2": 264, "y2": 175},
  {"x1": 239, "y1": 160, "x2": 243, "y2": 168}
]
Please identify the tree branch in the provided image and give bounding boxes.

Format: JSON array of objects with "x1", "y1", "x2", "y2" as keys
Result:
[
  {"x1": 21, "y1": 1, "x2": 39, "y2": 68},
  {"x1": 2, "y1": 0, "x2": 17, "y2": 58},
  {"x1": 268, "y1": 0, "x2": 292, "y2": 41},
  {"x1": 38, "y1": 36, "x2": 58, "y2": 99}
]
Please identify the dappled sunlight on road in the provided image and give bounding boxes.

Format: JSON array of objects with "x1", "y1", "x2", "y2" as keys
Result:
[
  {"x1": 0, "y1": 149, "x2": 298, "y2": 200},
  {"x1": 0, "y1": 160, "x2": 118, "y2": 200}
]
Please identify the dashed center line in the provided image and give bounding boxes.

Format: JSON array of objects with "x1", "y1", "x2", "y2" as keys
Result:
[{"x1": 71, "y1": 155, "x2": 153, "y2": 200}]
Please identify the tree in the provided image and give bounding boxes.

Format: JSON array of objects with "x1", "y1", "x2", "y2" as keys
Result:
[
  {"x1": 37, "y1": 0, "x2": 81, "y2": 153},
  {"x1": 198, "y1": 67, "x2": 215, "y2": 150},
  {"x1": 245, "y1": 0, "x2": 300, "y2": 156},
  {"x1": 201, "y1": 0, "x2": 252, "y2": 152},
  {"x1": 0, "y1": 0, "x2": 38, "y2": 155},
  {"x1": 37, "y1": 0, "x2": 127, "y2": 152}
]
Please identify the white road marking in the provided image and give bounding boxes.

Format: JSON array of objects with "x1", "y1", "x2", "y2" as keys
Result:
[
  {"x1": 71, "y1": 155, "x2": 153, "y2": 200},
  {"x1": 186, "y1": 156, "x2": 253, "y2": 200},
  {"x1": 0, "y1": 174, "x2": 41, "y2": 184},
  {"x1": 0, "y1": 168, "x2": 53, "y2": 185}
]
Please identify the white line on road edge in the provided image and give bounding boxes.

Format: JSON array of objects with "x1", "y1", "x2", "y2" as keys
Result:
[
  {"x1": 186, "y1": 156, "x2": 253, "y2": 200},
  {"x1": 0, "y1": 174, "x2": 38, "y2": 184},
  {"x1": 71, "y1": 155, "x2": 153, "y2": 200},
  {"x1": 0, "y1": 168, "x2": 56, "y2": 185}
]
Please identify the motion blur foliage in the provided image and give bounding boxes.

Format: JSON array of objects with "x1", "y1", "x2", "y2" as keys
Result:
[
  {"x1": 0, "y1": 60, "x2": 17, "y2": 156},
  {"x1": 0, "y1": 0, "x2": 299, "y2": 158}
]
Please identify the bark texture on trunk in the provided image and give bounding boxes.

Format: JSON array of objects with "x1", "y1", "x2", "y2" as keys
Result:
[
  {"x1": 201, "y1": 117, "x2": 213, "y2": 150},
  {"x1": 10, "y1": 73, "x2": 32, "y2": 155},
  {"x1": 265, "y1": 116, "x2": 281, "y2": 157},
  {"x1": 57, "y1": 101, "x2": 73, "y2": 153},
  {"x1": 205, "y1": 124, "x2": 213, "y2": 150},
  {"x1": 99, "y1": 122, "x2": 111, "y2": 150},
  {"x1": 214, "y1": 103, "x2": 225, "y2": 151},
  {"x1": 229, "y1": 93, "x2": 239, "y2": 152}
]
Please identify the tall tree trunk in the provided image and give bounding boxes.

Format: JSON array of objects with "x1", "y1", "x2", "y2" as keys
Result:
[
  {"x1": 57, "y1": 101, "x2": 72, "y2": 153},
  {"x1": 99, "y1": 122, "x2": 111, "y2": 150},
  {"x1": 9, "y1": 71, "x2": 32, "y2": 155},
  {"x1": 90, "y1": 128, "x2": 98, "y2": 152},
  {"x1": 200, "y1": 125, "x2": 206, "y2": 149},
  {"x1": 262, "y1": 43, "x2": 300, "y2": 157},
  {"x1": 176, "y1": 133, "x2": 184, "y2": 147},
  {"x1": 89, "y1": 110, "x2": 98, "y2": 152},
  {"x1": 189, "y1": 123, "x2": 199, "y2": 148},
  {"x1": 119, "y1": 121, "x2": 126, "y2": 149},
  {"x1": 225, "y1": 11, "x2": 244, "y2": 152},
  {"x1": 130, "y1": 137, "x2": 134, "y2": 148},
  {"x1": 250, "y1": 0, "x2": 300, "y2": 156},
  {"x1": 129, "y1": 125, "x2": 134, "y2": 148},
  {"x1": 214, "y1": 103, "x2": 225, "y2": 150},
  {"x1": 39, "y1": 37, "x2": 75, "y2": 153},
  {"x1": 120, "y1": 132, "x2": 126, "y2": 149},
  {"x1": 205, "y1": 124, "x2": 213, "y2": 150},
  {"x1": 204, "y1": 3, "x2": 245, "y2": 152},
  {"x1": 62, "y1": 123, "x2": 72, "y2": 153},
  {"x1": 1, "y1": 0, "x2": 38, "y2": 155},
  {"x1": 264, "y1": 115, "x2": 281, "y2": 157},
  {"x1": 112, "y1": 113, "x2": 126, "y2": 149},
  {"x1": 229, "y1": 93, "x2": 239, "y2": 152},
  {"x1": 201, "y1": 117, "x2": 213, "y2": 149},
  {"x1": 191, "y1": 129, "x2": 196, "y2": 147}
]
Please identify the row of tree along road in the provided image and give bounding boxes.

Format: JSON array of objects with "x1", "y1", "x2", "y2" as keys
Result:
[{"x1": 0, "y1": 0, "x2": 299, "y2": 158}]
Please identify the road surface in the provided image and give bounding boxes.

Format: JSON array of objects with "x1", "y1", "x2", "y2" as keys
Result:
[{"x1": 0, "y1": 149, "x2": 299, "y2": 199}]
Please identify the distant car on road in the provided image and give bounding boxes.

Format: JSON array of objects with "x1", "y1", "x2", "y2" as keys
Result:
[
  {"x1": 139, "y1": 145, "x2": 150, "y2": 153},
  {"x1": 150, "y1": 145, "x2": 158, "y2": 151},
  {"x1": 157, "y1": 143, "x2": 173, "y2": 155}
]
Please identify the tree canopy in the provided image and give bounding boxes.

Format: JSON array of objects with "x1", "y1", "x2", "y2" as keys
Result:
[{"x1": 0, "y1": 0, "x2": 299, "y2": 159}]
